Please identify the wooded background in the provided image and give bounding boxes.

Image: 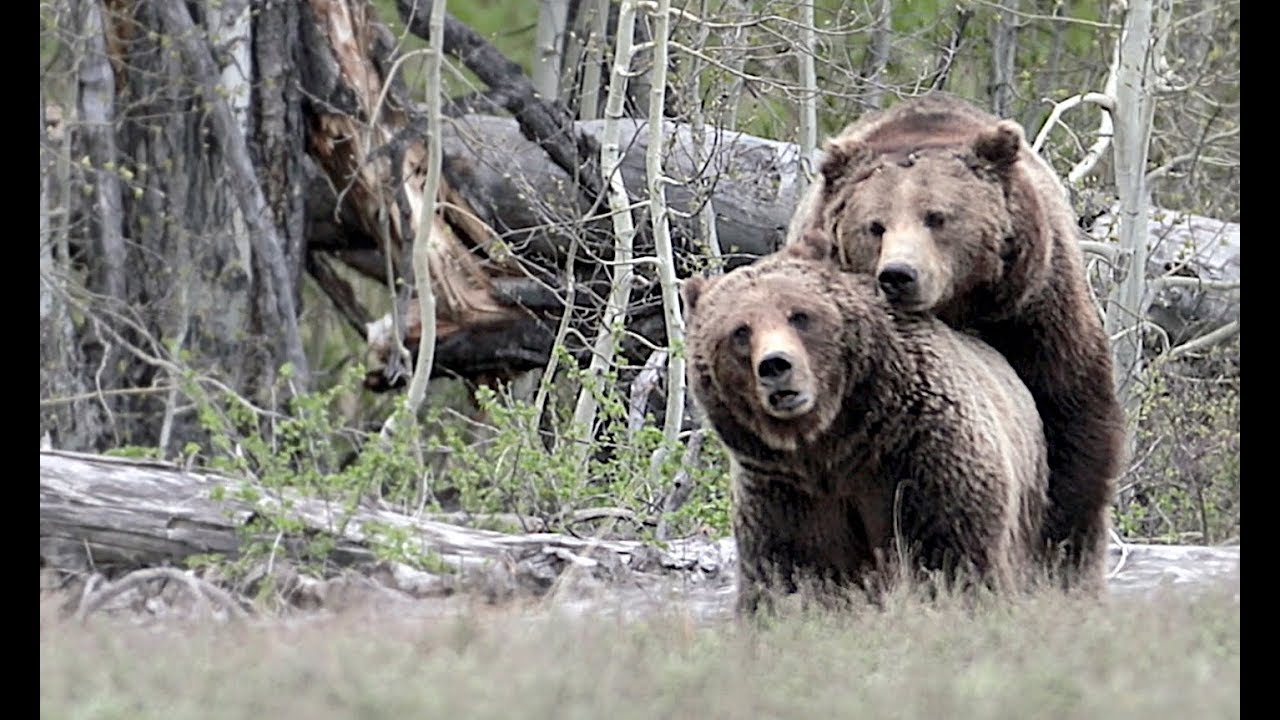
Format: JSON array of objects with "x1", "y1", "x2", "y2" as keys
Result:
[{"x1": 39, "y1": 0, "x2": 1239, "y2": 556}]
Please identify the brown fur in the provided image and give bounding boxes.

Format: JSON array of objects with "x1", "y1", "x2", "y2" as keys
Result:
[
  {"x1": 785, "y1": 92, "x2": 1126, "y2": 595},
  {"x1": 683, "y1": 231, "x2": 1050, "y2": 616}
]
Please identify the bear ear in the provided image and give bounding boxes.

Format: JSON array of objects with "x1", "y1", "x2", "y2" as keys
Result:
[
  {"x1": 819, "y1": 139, "x2": 872, "y2": 191},
  {"x1": 681, "y1": 275, "x2": 711, "y2": 315},
  {"x1": 973, "y1": 119, "x2": 1024, "y2": 169},
  {"x1": 784, "y1": 228, "x2": 835, "y2": 262}
]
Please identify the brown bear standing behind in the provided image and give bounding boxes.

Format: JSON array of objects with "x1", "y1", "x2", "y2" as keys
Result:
[
  {"x1": 683, "y1": 231, "x2": 1050, "y2": 615},
  {"x1": 785, "y1": 92, "x2": 1126, "y2": 596}
]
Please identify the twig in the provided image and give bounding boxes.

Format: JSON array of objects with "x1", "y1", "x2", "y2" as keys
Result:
[
  {"x1": 627, "y1": 349, "x2": 668, "y2": 439},
  {"x1": 1107, "y1": 527, "x2": 1130, "y2": 579},
  {"x1": 1031, "y1": 92, "x2": 1116, "y2": 154},
  {"x1": 1167, "y1": 320, "x2": 1239, "y2": 360},
  {"x1": 74, "y1": 567, "x2": 250, "y2": 623},
  {"x1": 40, "y1": 385, "x2": 177, "y2": 407},
  {"x1": 655, "y1": 427, "x2": 707, "y2": 540}
]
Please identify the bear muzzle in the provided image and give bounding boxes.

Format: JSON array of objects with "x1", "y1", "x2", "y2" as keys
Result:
[
  {"x1": 875, "y1": 229, "x2": 945, "y2": 311},
  {"x1": 755, "y1": 350, "x2": 815, "y2": 419},
  {"x1": 877, "y1": 262, "x2": 920, "y2": 301}
]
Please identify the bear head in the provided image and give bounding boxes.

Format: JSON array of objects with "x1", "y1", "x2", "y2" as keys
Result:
[
  {"x1": 682, "y1": 231, "x2": 873, "y2": 453},
  {"x1": 815, "y1": 119, "x2": 1043, "y2": 321}
]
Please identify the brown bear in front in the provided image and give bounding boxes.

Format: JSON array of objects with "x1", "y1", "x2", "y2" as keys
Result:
[
  {"x1": 683, "y1": 231, "x2": 1050, "y2": 615},
  {"x1": 785, "y1": 92, "x2": 1126, "y2": 596}
]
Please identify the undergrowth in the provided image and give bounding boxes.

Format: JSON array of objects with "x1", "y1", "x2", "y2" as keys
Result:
[{"x1": 120, "y1": 358, "x2": 732, "y2": 589}]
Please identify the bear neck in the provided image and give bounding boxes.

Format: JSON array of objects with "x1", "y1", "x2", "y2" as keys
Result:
[{"x1": 836, "y1": 307, "x2": 921, "y2": 438}]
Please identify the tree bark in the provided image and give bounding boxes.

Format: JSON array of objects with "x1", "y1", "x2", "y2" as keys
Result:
[
  {"x1": 989, "y1": 0, "x2": 1019, "y2": 117},
  {"x1": 1105, "y1": 0, "x2": 1159, "y2": 410},
  {"x1": 151, "y1": 0, "x2": 310, "y2": 387},
  {"x1": 41, "y1": 95, "x2": 104, "y2": 451},
  {"x1": 41, "y1": 1, "x2": 332, "y2": 453},
  {"x1": 250, "y1": 0, "x2": 308, "y2": 316},
  {"x1": 73, "y1": 0, "x2": 126, "y2": 312}
]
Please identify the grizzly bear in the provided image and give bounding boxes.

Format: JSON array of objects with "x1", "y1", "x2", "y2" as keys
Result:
[
  {"x1": 785, "y1": 92, "x2": 1125, "y2": 595},
  {"x1": 682, "y1": 230, "x2": 1050, "y2": 616}
]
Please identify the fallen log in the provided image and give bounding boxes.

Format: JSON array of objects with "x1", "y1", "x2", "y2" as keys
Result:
[
  {"x1": 39, "y1": 450, "x2": 731, "y2": 584},
  {"x1": 38, "y1": 450, "x2": 1240, "y2": 623},
  {"x1": 346, "y1": 114, "x2": 1241, "y2": 387}
]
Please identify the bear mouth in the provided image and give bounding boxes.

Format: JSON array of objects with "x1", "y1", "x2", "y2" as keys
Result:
[{"x1": 764, "y1": 389, "x2": 814, "y2": 418}]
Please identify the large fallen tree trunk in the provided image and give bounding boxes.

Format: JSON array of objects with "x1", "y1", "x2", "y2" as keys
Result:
[
  {"x1": 342, "y1": 113, "x2": 1240, "y2": 388},
  {"x1": 40, "y1": 450, "x2": 730, "y2": 582},
  {"x1": 37, "y1": 450, "x2": 1241, "y2": 622},
  {"x1": 285, "y1": 1, "x2": 1237, "y2": 398}
]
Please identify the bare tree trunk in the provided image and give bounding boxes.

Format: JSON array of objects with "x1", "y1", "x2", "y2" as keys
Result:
[
  {"x1": 989, "y1": 0, "x2": 1019, "y2": 117},
  {"x1": 570, "y1": 0, "x2": 642, "y2": 457},
  {"x1": 41, "y1": 92, "x2": 104, "y2": 451},
  {"x1": 1105, "y1": 0, "x2": 1160, "y2": 420},
  {"x1": 686, "y1": 0, "x2": 723, "y2": 269},
  {"x1": 560, "y1": 0, "x2": 610, "y2": 121},
  {"x1": 72, "y1": 0, "x2": 125, "y2": 399},
  {"x1": 533, "y1": 0, "x2": 570, "y2": 102},
  {"x1": 65, "y1": 0, "x2": 311, "y2": 451},
  {"x1": 796, "y1": 1, "x2": 818, "y2": 197},
  {"x1": 644, "y1": 0, "x2": 686, "y2": 455},
  {"x1": 250, "y1": 0, "x2": 308, "y2": 316},
  {"x1": 863, "y1": 0, "x2": 892, "y2": 110},
  {"x1": 399, "y1": 0, "x2": 447, "y2": 422}
]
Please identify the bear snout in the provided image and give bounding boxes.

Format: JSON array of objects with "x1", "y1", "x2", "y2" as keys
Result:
[
  {"x1": 756, "y1": 351, "x2": 794, "y2": 386},
  {"x1": 877, "y1": 262, "x2": 920, "y2": 300},
  {"x1": 753, "y1": 348, "x2": 816, "y2": 419}
]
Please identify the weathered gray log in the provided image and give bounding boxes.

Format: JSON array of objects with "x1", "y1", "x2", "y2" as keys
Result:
[
  {"x1": 39, "y1": 450, "x2": 1239, "y2": 620},
  {"x1": 39, "y1": 450, "x2": 728, "y2": 579},
  {"x1": 439, "y1": 114, "x2": 798, "y2": 267},
  {"x1": 1088, "y1": 206, "x2": 1240, "y2": 347},
  {"x1": 314, "y1": 111, "x2": 1239, "y2": 388},
  {"x1": 437, "y1": 114, "x2": 1240, "y2": 340}
]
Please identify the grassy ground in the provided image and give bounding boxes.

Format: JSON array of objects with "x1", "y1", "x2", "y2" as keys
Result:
[{"x1": 40, "y1": 580, "x2": 1239, "y2": 720}]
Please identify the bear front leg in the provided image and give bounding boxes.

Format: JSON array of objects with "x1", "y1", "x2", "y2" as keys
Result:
[
  {"x1": 889, "y1": 455, "x2": 1025, "y2": 598},
  {"x1": 731, "y1": 475, "x2": 874, "y2": 617},
  {"x1": 1028, "y1": 364, "x2": 1125, "y2": 597}
]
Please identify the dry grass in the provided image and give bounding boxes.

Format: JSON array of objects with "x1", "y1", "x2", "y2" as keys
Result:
[{"x1": 40, "y1": 579, "x2": 1239, "y2": 720}]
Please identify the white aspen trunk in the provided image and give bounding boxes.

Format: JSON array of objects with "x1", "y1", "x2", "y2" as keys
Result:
[
  {"x1": 687, "y1": 0, "x2": 723, "y2": 270},
  {"x1": 796, "y1": 1, "x2": 818, "y2": 198},
  {"x1": 863, "y1": 0, "x2": 891, "y2": 110},
  {"x1": 989, "y1": 0, "x2": 1019, "y2": 117},
  {"x1": 400, "y1": 0, "x2": 447, "y2": 420},
  {"x1": 578, "y1": 0, "x2": 611, "y2": 121},
  {"x1": 532, "y1": 0, "x2": 569, "y2": 102},
  {"x1": 570, "y1": 0, "x2": 642, "y2": 458},
  {"x1": 1104, "y1": 0, "x2": 1159, "y2": 431},
  {"x1": 208, "y1": 0, "x2": 254, "y2": 280},
  {"x1": 645, "y1": 0, "x2": 686, "y2": 452}
]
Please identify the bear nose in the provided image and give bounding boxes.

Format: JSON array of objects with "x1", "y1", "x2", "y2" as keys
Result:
[
  {"x1": 878, "y1": 263, "x2": 919, "y2": 298},
  {"x1": 757, "y1": 352, "x2": 793, "y2": 386}
]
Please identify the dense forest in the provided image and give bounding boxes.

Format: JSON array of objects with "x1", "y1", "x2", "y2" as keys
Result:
[{"x1": 39, "y1": 0, "x2": 1239, "y2": 594}]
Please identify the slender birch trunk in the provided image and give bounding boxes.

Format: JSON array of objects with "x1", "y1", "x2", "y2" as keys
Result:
[
  {"x1": 645, "y1": 0, "x2": 686, "y2": 453},
  {"x1": 400, "y1": 0, "x2": 447, "y2": 421},
  {"x1": 569, "y1": 0, "x2": 642, "y2": 460}
]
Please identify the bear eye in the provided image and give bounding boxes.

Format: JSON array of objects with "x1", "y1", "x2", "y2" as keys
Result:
[
  {"x1": 731, "y1": 325, "x2": 751, "y2": 347},
  {"x1": 868, "y1": 221, "x2": 886, "y2": 237},
  {"x1": 924, "y1": 211, "x2": 945, "y2": 229},
  {"x1": 788, "y1": 311, "x2": 810, "y2": 331}
]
